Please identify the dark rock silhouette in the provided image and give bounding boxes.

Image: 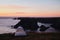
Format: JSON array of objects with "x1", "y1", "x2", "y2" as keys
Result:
[
  {"x1": 14, "y1": 18, "x2": 39, "y2": 31},
  {"x1": 51, "y1": 23, "x2": 60, "y2": 31},
  {"x1": 13, "y1": 17, "x2": 60, "y2": 31},
  {"x1": 39, "y1": 25, "x2": 49, "y2": 31}
]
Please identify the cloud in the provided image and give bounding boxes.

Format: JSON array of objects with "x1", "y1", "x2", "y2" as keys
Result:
[
  {"x1": 0, "y1": 5, "x2": 28, "y2": 9},
  {"x1": 0, "y1": 5, "x2": 30, "y2": 13}
]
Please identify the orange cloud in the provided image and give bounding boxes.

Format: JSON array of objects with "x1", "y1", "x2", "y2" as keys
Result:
[
  {"x1": 0, "y1": 12, "x2": 60, "y2": 17},
  {"x1": 0, "y1": 5, "x2": 28, "y2": 9},
  {"x1": 0, "y1": 5, "x2": 33, "y2": 13}
]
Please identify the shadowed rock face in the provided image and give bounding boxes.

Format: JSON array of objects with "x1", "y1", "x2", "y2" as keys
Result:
[
  {"x1": 39, "y1": 25, "x2": 49, "y2": 31},
  {"x1": 14, "y1": 18, "x2": 39, "y2": 31},
  {"x1": 51, "y1": 23, "x2": 60, "y2": 31},
  {"x1": 13, "y1": 17, "x2": 60, "y2": 31}
]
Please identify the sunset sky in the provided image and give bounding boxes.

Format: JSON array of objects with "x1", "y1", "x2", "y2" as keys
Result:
[{"x1": 0, "y1": 0, "x2": 60, "y2": 17}]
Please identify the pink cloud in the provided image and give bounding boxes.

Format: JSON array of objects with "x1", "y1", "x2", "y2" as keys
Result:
[{"x1": 0, "y1": 5, "x2": 29, "y2": 9}]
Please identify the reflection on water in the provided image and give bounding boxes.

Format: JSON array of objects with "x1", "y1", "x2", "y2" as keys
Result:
[{"x1": 0, "y1": 26, "x2": 16, "y2": 34}]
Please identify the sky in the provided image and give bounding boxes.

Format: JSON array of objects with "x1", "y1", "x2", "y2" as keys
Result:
[{"x1": 0, "y1": 0, "x2": 60, "y2": 17}]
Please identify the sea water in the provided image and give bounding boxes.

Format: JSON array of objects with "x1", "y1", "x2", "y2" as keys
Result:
[{"x1": 0, "y1": 18, "x2": 20, "y2": 34}]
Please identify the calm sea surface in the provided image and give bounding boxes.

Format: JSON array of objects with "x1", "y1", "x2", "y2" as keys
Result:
[{"x1": 0, "y1": 19, "x2": 20, "y2": 34}]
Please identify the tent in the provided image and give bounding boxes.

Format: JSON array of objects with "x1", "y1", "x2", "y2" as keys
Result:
[{"x1": 15, "y1": 26, "x2": 27, "y2": 36}]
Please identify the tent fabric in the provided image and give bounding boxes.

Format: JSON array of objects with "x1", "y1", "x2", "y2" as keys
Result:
[{"x1": 15, "y1": 26, "x2": 27, "y2": 36}]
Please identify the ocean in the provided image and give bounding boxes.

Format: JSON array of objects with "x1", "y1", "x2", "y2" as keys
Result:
[{"x1": 0, "y1": 18, "x2": 20, "y2": 34}]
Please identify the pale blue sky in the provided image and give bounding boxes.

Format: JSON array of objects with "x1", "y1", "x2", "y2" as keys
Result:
[
  {"x1": 0, "y1": 0, "x2": 59, "y2": 11},
  {"x1": 0, "y1": 0, "x2": 60, "y2": 7}
]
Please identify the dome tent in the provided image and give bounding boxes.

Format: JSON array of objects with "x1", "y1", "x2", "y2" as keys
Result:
[{"x1": 15, "y1": 26, "x2": 27, "y2": 36}]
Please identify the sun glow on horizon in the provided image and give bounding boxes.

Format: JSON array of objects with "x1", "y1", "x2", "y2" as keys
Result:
[{"x1": 0, "y1": 0, "x2": 60, "y2": 17}]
